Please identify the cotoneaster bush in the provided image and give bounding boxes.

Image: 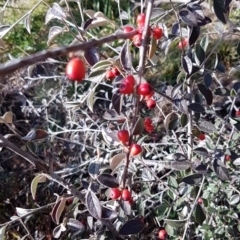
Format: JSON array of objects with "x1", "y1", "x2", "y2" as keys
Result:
[{"x1": 1, "y1": 0, "x2": 240, "y2": 240}]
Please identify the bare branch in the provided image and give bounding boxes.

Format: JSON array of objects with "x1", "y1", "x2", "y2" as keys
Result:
[{"x1": 0, "y1": 31, "x2": 137, "y2": 76}]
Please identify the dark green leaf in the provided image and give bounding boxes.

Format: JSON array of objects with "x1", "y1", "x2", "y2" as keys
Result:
[
  {"x1": 198, "y1": 84, "x2": 213, "y2": 105},
  {"x1": 173, "y1": 153, "x2": 187, "y2": 161},
  {"x1": 84, "y1": 47, "x2": 100, "y2": 66},
  {"x1": 195, "y1": 44, "x2": 205, "y2": 65},
  {"x1": 214, "y1": 87, "x2": 230, "y2": 96},
  {"x1": 112, "y1": 92, "x2": 122, "y2": 115},
  {"x1": 187, "y1": 4, "x2": 205, "y2": 20},
  {"x1": 213, "y1": 0, "x2": 228, "y2": 24},
  {"x1": 102, "y1": 207, "x2": 118, "y2": 220},
  {"x1": 86, "y1": 190, "x2": 102, "y2": 219},
  {"x1": 181, "y1": 55, "x2": 192, "y2": 75},
  {"x1": 171, "y1": 161, "x2": 191, "y2": 171},
  {"x1": 88, "y1": 161, "x2": 101, "y2": 179},
  {"x1": 180, "y1": 113, "x2": 188, "y2": 127},
  {"x1": 195, "y1": 164, "x2": 208, "y2": 174},
  {"x1": 213, "y1": 159, "x2": 230, "y2": 181},
  {"x1": 172, "y1": 22, "x2": 179, "y2": 35},
  {"x1": 97, "y1": 174, "x2": 119, "y2": 188},
  {"x1": 195, "y1": 93, "x2": 202, "y2": 104},
  {"x1": 195, "y1": 204, "x2": 206, "y2": 225},
  {"x1": 188, "y1": 103, "x2": 205, "y2": 113},
  {"x1": 189, "y1": 26, "x2": 200, "y2": 46},
  {"x1": 119, "y1": 219, "x2": 145, "y2": 235},
  {"x1": 233, "y1": 82, "x2": 240, "y2": 94},
  {"x1": 169, "y1": 117, "x2": 179, "y2": 131},
  {"x1": 182, "y1": 173, "x2": 203, "y2": 185},
  {"x1": 204, "y1": 73, "x2": 212, "y2": 88},
  {"x1": 216, "y1": 62, "x2": 225, "y2": 73},
  {"x1": 193, "y1": 147, "x2": 208, "y2": 156},
  {"x1": 179, "y1": 10, "x2": 198, "y2": 26},
  {"x1": 237, "y1": 42, "x2": 240, "y2": 56}
]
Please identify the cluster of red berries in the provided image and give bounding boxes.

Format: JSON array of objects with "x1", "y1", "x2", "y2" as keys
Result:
[
  {"x1": 106, "y1": 67, "x2": 120, "y2": 81},
  {"x1": 118, "y1": 130, "x2": 142, "y2": 156},
  {"x1": 144, "y1": 117, "x2": 154, "y2": 133},
  {"x1": 123, "y1": 13, "x2": 163, "y2": 48},
  {"x1": 109, "y1": 188, "x2": 132, "y2": 202}
]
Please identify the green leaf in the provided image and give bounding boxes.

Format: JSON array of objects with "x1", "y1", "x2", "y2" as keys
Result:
[
  {"x1": 195, "y1": 44, "x2": 205, "y2": 66},
  {"x1": 182, "y1": 173, "x2": 203, "y2": 185},
  {"x1": 180, "y1": 113, "x2": 188, "y2": 127},
  {"x1": 0, "y1": 225, "x2": 7, "y2": 240},
  {"x1": 237, "y1": 42, "x2": 240, "y2": 56},
  {"x1": 195, "y1": 203, "x2": 206, "y2": 225},
  {"x1": 31, "y1": 175, "x2": 46, "y2": 200},
  {"x1": 200, "y1": 35, "x2": 209, "y2": 52},
  {"x1": 213, "y1": 0, "x2": 228, "y2": 24},
  {"x1": 164, "y1": 219, "x2": 186, "y2": 228}
]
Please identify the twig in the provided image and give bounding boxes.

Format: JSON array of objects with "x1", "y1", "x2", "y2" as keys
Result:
[
  {"x1": 0, "y1": 134, "x2": 119, "y2": 237},
  {"x1": 0, "y1": 31, "x2": 138, "y2": 76}
]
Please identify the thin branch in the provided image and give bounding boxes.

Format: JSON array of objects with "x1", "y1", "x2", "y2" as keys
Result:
[
  {"x1": 0, "y1": 134, "x2": 119, "y2": 237},
  {"x1": 0, "y1": 31, "x2": 137, "y2": 76}
]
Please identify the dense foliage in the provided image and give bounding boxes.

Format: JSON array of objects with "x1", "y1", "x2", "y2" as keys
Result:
[{"x1": 0, "y1": 0, "x2": 240, "y2": 239}]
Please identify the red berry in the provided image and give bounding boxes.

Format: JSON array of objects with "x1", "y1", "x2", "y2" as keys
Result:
[
  {"x1": 118, "y1": 130, "x2": 129, "y2": 143},
  {"x1": 121, "y1": 189, "x2": 131, "y2": 201},
  {"x1": 123, "y1": 26, "x2": 135, "y2": 38},
  {"x1": 136, "y1": 13, "x2": 146, "y2": 26},
  {"x1": 105, "y1": 70, "x2": 115, "y2": 81},
  {"x1": 137, "y1": 82, "x2": 153, "y2": 96},
  {"x1": 130, "y1": 143, "x2": 142, "y2": 156},
  {"x1": 119, "y1": 81, "x2": 134, "y2": 94},
  {"x1": 178, "y1": 38, "x2": 188, "y2": 49},
  {"x1": 66, "y1": 58, "x2": 85, "y2": 82},
  {"x1": 109, "y1": 188, "x2": 122, "y2": 200},
  {"x1": 124, "y1": 75, "x2": 136, "y2": 86},
  {"x1": 225, "y1": 155, "x2": 231, "y2": 161},
  {"x1": 133, "y1": 33, "x2": 142, "y2": 47},
  {"x1": 145, "y1": 125, "x2": 154, "y2": 133},
  {"x1": 67, "y1": 198, "x2": 73, "y2": 204},
  {"x1": 144, "y1": 117, "x2": 152, "y2": 127},
  {"x1": 158, "y1": 229, "x2": 167, "y2": 240},
  {"x1": 198, "y1": 133, "x2": 205, "y2": 141},
  {"x1": 146, "y1": 99, "x2": 156, "y2": 109},
  {"x1": 198, "y1": 198, "x2": 203, "y2": 204},
  {"x1": 128, "y1": 197, "x2": 134, "y2": 205},
  {"x1": 137, "y1": 24, "x2": 152, "y2": 35},
  {"x1": 145, "y1": 89, "x2": 155, "y2": 100},
  {"x1": 112, "y1": 67, "x2": 120, "y2": 77},
  {"x1": 153, "y1": 27, "x2": 163, "y2": 40},
  {"x1": 236, "y1": 110, "x2": 240, "y2": 117}
]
